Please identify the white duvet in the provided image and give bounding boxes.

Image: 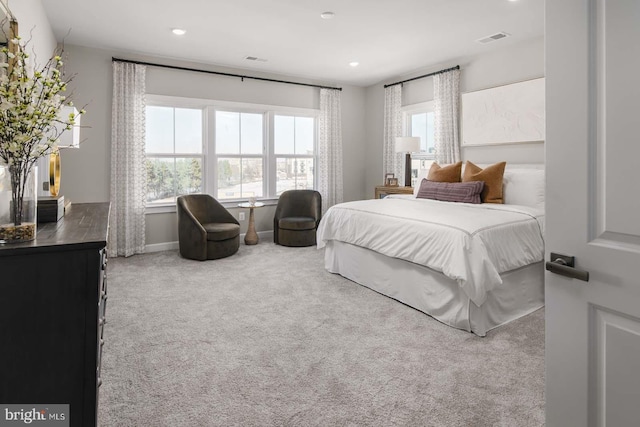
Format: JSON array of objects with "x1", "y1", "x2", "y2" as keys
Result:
[{"x1": 316, "y1": 196, "x2": 545, "y2": 306}]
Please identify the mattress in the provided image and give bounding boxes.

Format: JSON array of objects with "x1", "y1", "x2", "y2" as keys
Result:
[{"x1": 317, "y1": 195, "x2": 545, "y2": 306}]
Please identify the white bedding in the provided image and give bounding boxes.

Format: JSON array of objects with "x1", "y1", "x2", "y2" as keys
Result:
[{"x1": 316, "y1": 195, "x2": 545, "y2": 306}]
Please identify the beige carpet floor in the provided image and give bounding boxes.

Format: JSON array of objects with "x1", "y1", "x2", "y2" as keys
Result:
[{"x1": 98, "y1": 241, "x2": 544, "y2": 426}]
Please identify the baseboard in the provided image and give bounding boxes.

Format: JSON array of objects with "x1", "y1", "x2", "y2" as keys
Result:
[
  {"x1": 244, "y1": 230, "x2": 274, "y2": 241},
  {"x1": 144, "y1": 230, "x2": 274, "y2": 253},
  {"x1": 145, "y1": 241, "x2": 179, "y2": 253}
]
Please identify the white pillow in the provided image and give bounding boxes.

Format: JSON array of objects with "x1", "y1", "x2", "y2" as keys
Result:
[
  {"x1": 413, "y1": 169, "x2": 430, "y2": 196},
  {"x1": 502, "y1": 169, "x2": 545, "y2": 210}
]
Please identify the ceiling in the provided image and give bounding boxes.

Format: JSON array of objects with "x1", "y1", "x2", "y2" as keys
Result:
[{"x1": 41, "y1": 0, "x2": 544, "y2": 87}]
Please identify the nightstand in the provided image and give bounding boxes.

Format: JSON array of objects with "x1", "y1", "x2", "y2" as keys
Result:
[{"x1": 375, "y1": 186, "x2": 414, "y2": 199}]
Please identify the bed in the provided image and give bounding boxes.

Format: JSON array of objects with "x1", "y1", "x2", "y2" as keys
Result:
[{"x1": 317, "y1": 165, "x2": 545, "y2": 336}]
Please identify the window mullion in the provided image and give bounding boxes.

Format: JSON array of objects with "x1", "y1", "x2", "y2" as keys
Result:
[
  {"x1": 172, "y1": 108, "x2": 177, "y2": 200},
  {"x1": 292, "y1": 116, "x2": 296, "y2": 189},
  {"x1": 238, "y1": 113, "x2": 243, "y2": 198},
  {"x1": 201, "y1": 106, "x2": 208, "y2": 195},
  {"x1": 263, "y1": 112, "x2": 269, "y2": 199}
]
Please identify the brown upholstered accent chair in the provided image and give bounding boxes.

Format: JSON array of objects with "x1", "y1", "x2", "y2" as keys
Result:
[
  {"x1": 177, "y1": 194, "x2": 240, "y2": 260},
  {"x1": 274, "y1": 190, "x2": 322, "y2": 247}
]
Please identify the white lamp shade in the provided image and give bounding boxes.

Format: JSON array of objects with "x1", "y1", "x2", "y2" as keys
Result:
[
  {"x1": 395, "y1": 136, "x2": 420, "y2": 153},
  {"x1": 56, "y1": 106, "x2": 81, "y2": 148}
]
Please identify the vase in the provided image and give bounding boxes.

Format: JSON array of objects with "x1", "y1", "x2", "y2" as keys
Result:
[{"x1": 0, "y1": 164, "x2": 38, "y2": 243}]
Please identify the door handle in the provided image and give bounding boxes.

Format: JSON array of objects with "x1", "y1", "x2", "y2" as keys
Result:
[{"x1": 545, "y1": 252, "x2": 589, "y2": 282}]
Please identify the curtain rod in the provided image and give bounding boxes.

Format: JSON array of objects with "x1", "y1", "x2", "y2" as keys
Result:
[
  {"x1": 111, "y1": 57, "x2": 342, "y2": 91},
  {"x1": 384, "y1": 65, "x2": 461, "y2": 88}
]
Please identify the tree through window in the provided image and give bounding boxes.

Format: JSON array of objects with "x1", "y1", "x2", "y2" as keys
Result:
[{"x1": 145, "y1": 106, "x2": 204, "y2": 204}]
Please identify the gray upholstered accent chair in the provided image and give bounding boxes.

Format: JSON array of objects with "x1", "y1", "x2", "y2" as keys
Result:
[
  {"x1": 273, "y1": 190, "x2": 322, "y2": 247},
  {"x1": 177, "y1": 194, "x2": 240, "y2": 260}
]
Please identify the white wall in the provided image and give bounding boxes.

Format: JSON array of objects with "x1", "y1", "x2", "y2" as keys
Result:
[
  {"x1": 8, "y1": 0, "x2": 56, "y2": 63},
  {"x1": 364, "y1": 37, "x2": 545, "y2": 193},
  {"x1": 8, "y1": 0, "x2": 58, "y2": 195},
  {"x1": 60, "y1": 45, "x2": 367, "y2": 246}
]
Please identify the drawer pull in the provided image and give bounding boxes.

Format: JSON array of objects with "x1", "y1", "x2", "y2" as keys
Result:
[
  {"x1": 97, "y1": 377, "x2": 102, "y2": 387},
  {"x1": 101, "y1": 252, "x2": 108, "y2": 270}
]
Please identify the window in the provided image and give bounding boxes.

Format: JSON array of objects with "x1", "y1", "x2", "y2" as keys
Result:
[
  {"x1": 273, "y1": 115, "x2": 315, "y2": 195},
  {"x1": 410, "y1": 111, "x2": 435, "y2": 154},
  {"x1": 144, "y1": 96, "x2": 318, "y2": 208},
  {"x1": 215, "y1": 111, "x2": 264, "y2": 200},
  {"x1": 145, "y1": 106, "x2": 204, "y2": 204},
  {"x1": 404, "y1": 102, "x2": 436, "y2": 187}
]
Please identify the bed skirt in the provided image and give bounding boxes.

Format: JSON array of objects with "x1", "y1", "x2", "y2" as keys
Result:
[{"x1": 324, "y1": 240, "x2": 544, "y2": 336}]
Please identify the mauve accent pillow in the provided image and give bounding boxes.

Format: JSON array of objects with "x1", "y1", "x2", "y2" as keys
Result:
[
  {"x1": 427, "y1": 161, "x2": 462, "y2": 182},
  {"x1": 416, "y1": 179, "x2": 485, "y2": 204}
]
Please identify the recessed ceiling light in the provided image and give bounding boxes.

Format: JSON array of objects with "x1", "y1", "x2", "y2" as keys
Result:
[
  {"x1": 320, "y1": 12, "x2": 335, "y2": 19},
  {"x1": 172, "y1": 28, "x2": 186, "y2": 36},
  {"x1": 349, "y1": 62, "x2": 359, "y2": 67}
]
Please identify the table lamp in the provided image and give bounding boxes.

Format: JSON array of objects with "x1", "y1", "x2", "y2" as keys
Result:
[{"x1": 395, "y1": 136, "x2": 421, "y2": 187}]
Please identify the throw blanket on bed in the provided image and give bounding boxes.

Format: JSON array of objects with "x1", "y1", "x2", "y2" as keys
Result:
[{"x1": 316, "y1": 196, "x2": 545, "y2": 306}]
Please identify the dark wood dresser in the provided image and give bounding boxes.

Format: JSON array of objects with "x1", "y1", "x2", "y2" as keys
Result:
[{"x1": 0, "y1": 203, "x2": 110, "y2": 427}]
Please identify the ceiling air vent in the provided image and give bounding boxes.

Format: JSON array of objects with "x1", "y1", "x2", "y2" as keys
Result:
[
  {"x1": 476, "y1": 32, "x2": 510, "y2": 44},
  {"x1": 244, "y1": 56, "x2": 267, "y2": 62}
]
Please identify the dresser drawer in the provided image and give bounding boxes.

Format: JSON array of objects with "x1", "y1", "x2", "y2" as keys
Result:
[
  {"x1": 96, "y1": 337, "x2": 104, "y2": 404},
  {"x1": 99, "y1": 289, "x2": 107, "y2": 324},
  {"x1": 98, "y1": 310, "x2": 105, "y2": 340},
  {"x1": 97, "y1": 338, "x2": 105, "y2": 374},
  {"x1": 97, "y1": 248, "x2": 107, "y2": 399},
  {"x1": 98, "y1": 250, "x2": 107, "y2": 301},
  {"x1": 98, "y1": 281, "x2": 107, "y2": 343}
]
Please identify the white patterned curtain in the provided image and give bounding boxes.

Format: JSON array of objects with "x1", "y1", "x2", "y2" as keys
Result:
[
  {"x1": 434, "y1": 69, "x2": 461, "y2": 164},
  {"x1": 318, "y1": 88, "x2": 344, "y2": 214},
  {"x1": 383, "y1": 85, "x2": 403, "y2": 182},
  {"x1": 109, "y1": 62, "x2": 147, "y2": 257}
]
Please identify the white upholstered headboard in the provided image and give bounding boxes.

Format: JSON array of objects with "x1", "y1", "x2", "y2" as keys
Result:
[{"x1": 414, "y1": 163, "x2": 545, "y2": 210}]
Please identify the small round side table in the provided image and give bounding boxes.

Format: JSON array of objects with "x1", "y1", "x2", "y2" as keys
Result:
[{"x1": 237, "y1": 202, "x2": 265, "y2": 245}]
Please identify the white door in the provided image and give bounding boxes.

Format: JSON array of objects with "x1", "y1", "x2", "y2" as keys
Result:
[{"x1": 546, "y1": 0, "x2": 640, "y2": 426}]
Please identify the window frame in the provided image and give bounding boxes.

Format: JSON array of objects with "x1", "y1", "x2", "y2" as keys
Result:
[
  {"x1": 145, "y1": 98, "x2": 208, "y2": 210},
  {"x1": 402, "y1": 100, "x2": 436, "y2": 158},
  {"x1": 402, "y1": 101, "x2": 436, "y2": 187},
  {"x1": 209, "y1": 107, "x2": 268, "y2": 202},
  {"x1": 145, "y1": 95, "x2": 319, "y2": 213},
  {"x1": 268, "y1": 111, "x2": 318, "y2": 197}
]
